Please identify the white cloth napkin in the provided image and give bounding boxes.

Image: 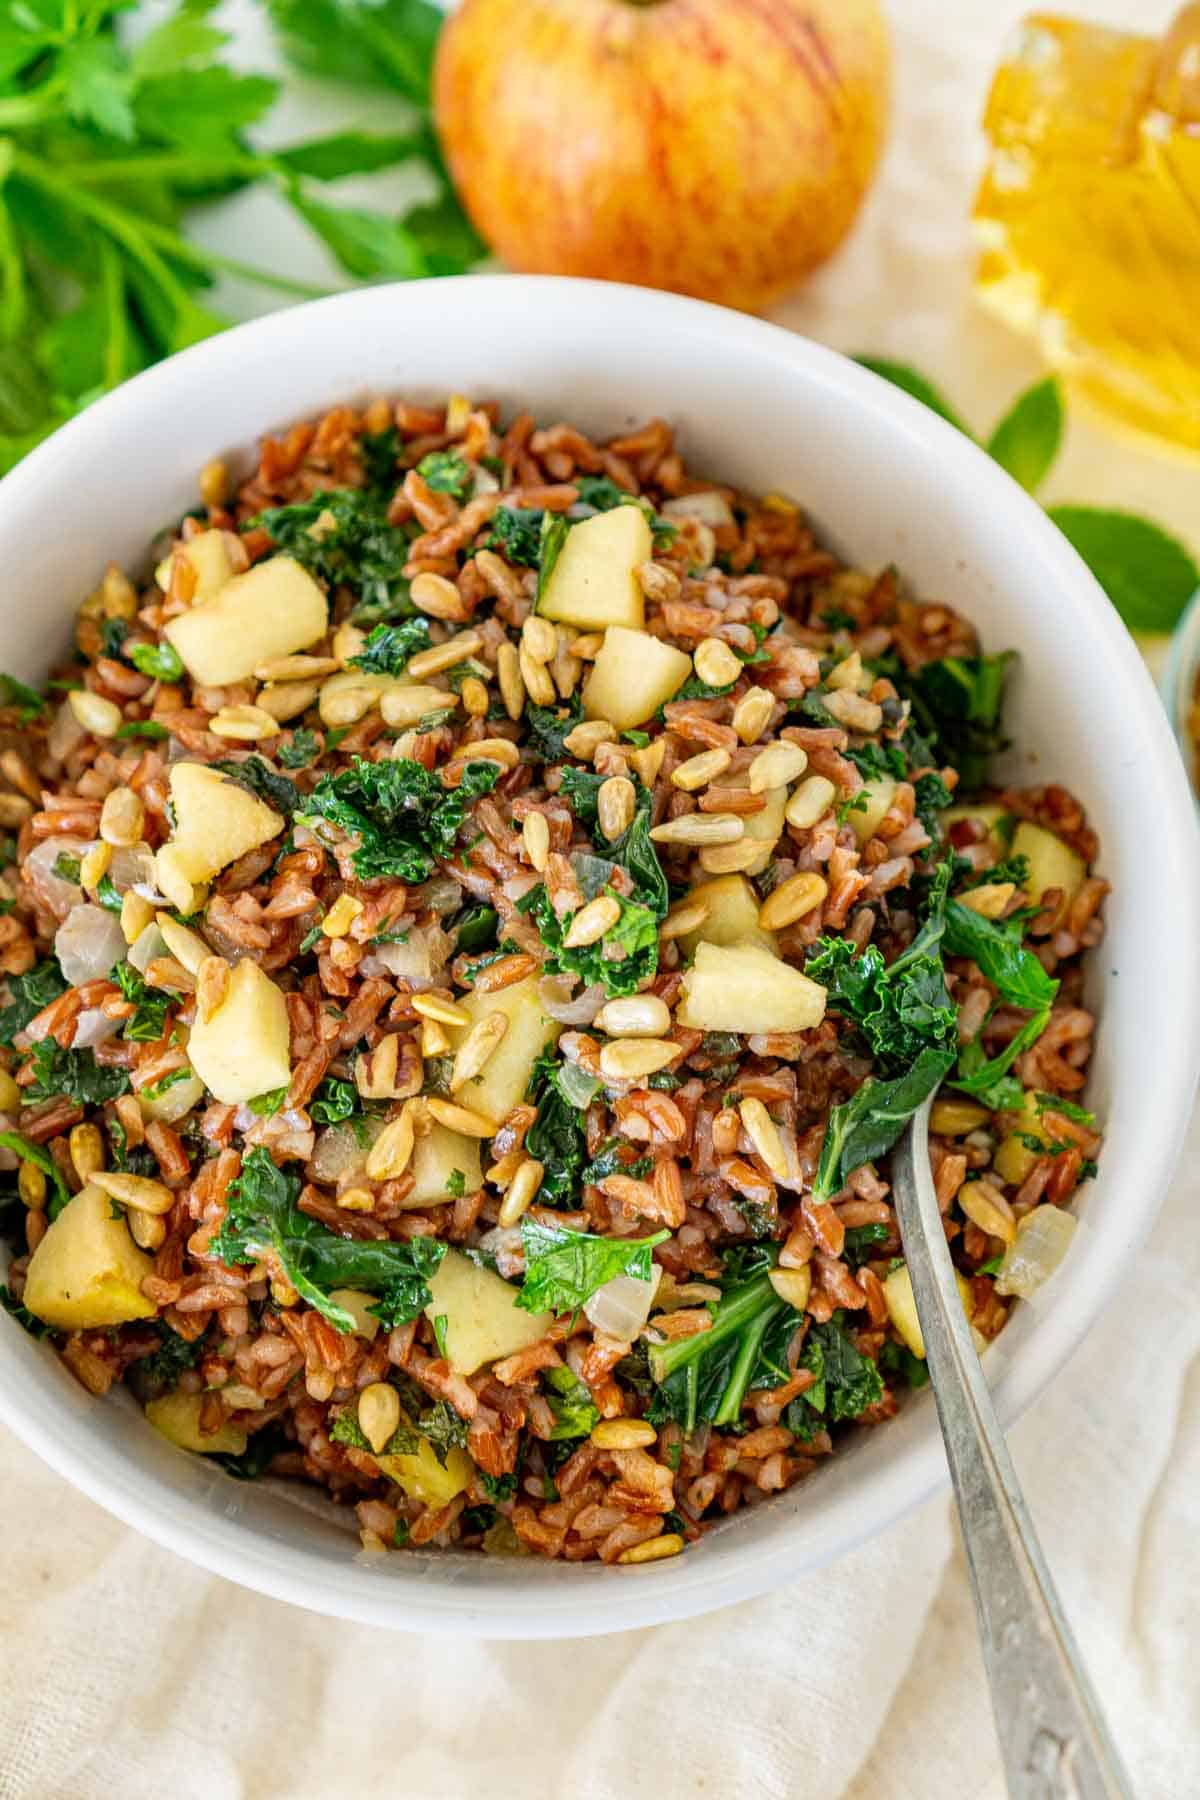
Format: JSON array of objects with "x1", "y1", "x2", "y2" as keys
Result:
[{"x1": 2, "y1": 2, "x2": 1196, "y2": 1795}]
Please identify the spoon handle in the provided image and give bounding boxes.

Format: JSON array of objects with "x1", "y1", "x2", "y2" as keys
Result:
[{"x1": 893, "y1": 1102, "x2": 1133, "y2": 1800}]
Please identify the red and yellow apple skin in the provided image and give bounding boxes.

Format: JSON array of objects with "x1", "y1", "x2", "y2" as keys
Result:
[{"x1": 434, "y1": 0, "x2": 891, "y2": 314}]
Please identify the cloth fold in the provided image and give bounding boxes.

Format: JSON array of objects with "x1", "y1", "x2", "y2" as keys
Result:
[{"x1": 2, "y1": 2, "x2": 1196, "y2": 1795}]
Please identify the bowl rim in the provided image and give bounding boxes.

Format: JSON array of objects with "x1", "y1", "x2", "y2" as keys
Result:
[
  {"x1": 1162, "y1": 585, "x2": 1200, "y2": 799},
  {"x1": 2, "y1": 273, "x2": 1198, "y2": 1638}
]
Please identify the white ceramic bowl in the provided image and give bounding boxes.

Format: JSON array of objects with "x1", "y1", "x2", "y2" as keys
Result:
[
  {"x1": 2, "y1": 276, "x2": 1198, "y2": 1639},
  {"x1": 1162, "y1": 586, "x2": 1200, "y2": 800}
]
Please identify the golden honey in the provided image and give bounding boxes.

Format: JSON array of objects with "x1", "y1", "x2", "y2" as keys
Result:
[{"x1": 973, "y1": 7, "x2": 1200, "y2": 453}]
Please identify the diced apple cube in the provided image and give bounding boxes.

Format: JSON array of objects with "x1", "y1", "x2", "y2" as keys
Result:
[
  {"x1": 164, "y1": 555, "x2": 327, "y2": 686},
  {"x1": 398, "y1": 1122, "x2": 483, "y2": 1210},
  {"x1": 447, "y1": 976, "x2": 560, "y2": 1121},
  {"x1": 186, "y1": 957, "x2": 291, "y2": 1105},
  {"x1": 160, "y1": 762, "x2": 284, "y2": 888},
  {"x1": 180, "y1": 529, "x2": 236, "y2": 604},
  {"x1": 678, "y1": 874, "x2": 778, "y2": 959},
  {"x1": 145, "y1": 1390, "x2": 248, "y2": 1457},
  {"x1": 1010, "y1": 821, "x2": 1086, "y2": 916},
  {"x1": 537, "y1": 505, "x2": 651, "y2": 630},
  {"x1": 677, "y1": 941, "x2": 827, "y2": 1034},
  {"x1": 582, "y1": 625, "x2": 693, "y2": 731},
  {"x1": 883, "y1": 1261, "x2": 972, "y2": 1360},
  {"x1": 378, "y1": 1432, "x2": 474, "y2": 1508},
  {"x1": 847, "y1": 776, "x2": 896, "y2": 845},
  {"x1": 423, "y1": 1247, "x2": 553, "y2": 1376},
  {"x1": 22, "y1": 1183, "x2": 157, "y2": 1330}
]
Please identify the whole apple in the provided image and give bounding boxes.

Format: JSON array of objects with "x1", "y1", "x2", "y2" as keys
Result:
[{"x1": 434, "y1": 0, "x2": 891, "y2": 313}]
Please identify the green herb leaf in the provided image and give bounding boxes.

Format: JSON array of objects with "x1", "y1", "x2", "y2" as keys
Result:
[
  {"x1": 251, "y1": 489, "x2": 414, "y2": 623},
  {"x1": 487, "y1": 507, "x2": 543, "y2": 567},
  {"x1": 518, "y1": 883, "x2": 659, "y2": 1000},
  {"x1": 517, "y1": 1218, "x2": 669, "y2": 1316},
  {"x1": 416, "y1": 449, "x2": 471, "y2": 500},
  {"x1": 301, "y1": 755, "x2": 500, "y2": 883},
  {"x1": 853, "y1": 358, "x2": 972, "y2": 435},
  {"x1": 113, "y1": 961, "x2": 170, "y2": 1044},
  {"x1": 544, "y1": 1366, "x2": 600, "y2": 1441},
  {"x1": 209, "y1": 1147, "x2": 447, "y2": 1332},
  {"x1": 349, "y1": 619, "x2": 430, "y2": 677},
  {"x1": 128, "y1": 640, "x2": 184, "y2": 683},
  {"x1": 813, "y1": 1047, "x2": 956, "y2": 1204},
  {"x1": 0, "y1": 1131, "x2": 72, "y2": 1220},
  {"x1": 212, "y1": 756, "x2": 300, "y2": 819},
  {"x1": 1046, "y1": 507, "x2": 1200, "y2": 635},
  {"x1": 0, "y1": 960, "x2": 67, "y2": 1046},
  {"x1": 0, "y1": 672, "x2": 46, "y2": 724},
  {"x1": 943, "y1": 899, "x2": 1059, "y2": 1013},
  {"x1": 24, "y1": 1041, "x2": 131, "y2": 1107},
  {"x1": 785, "y1": 1316, "x2": 884, "y2": 1438},
  {"x1": 985, "y1": 377, "x2": 1063, "y2": 493},
  {"x1": 278, "y1": 728, "x2": 322, "y2": 770}
]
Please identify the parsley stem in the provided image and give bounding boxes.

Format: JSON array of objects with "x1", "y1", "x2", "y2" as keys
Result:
[
  {"x1": 12, "y1": 150, "x2": 328, "y2": 304},
  {"x1": 70, "y1": 152, "x2": 264, "y2": 185}
]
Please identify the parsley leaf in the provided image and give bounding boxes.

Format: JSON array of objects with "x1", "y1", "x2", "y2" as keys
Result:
[
  {"x1": 416, "y1": 449, "x2": 471, "y2": 499},
  {"x1": 0, "y1": 960, "x2": 67, "y2": 1046},
  {"x1": 301, "y1": 755, "x2": 499, "y2": 882},
  {"x1": 517, "y1": 1217, "x2": 668, "y2": 1316},
  {"x1": 544, "y1": 1366, "x2": 600, "y2": 1440},
  {"x1": 211, "y1": 756, "x2": 300, "y2": 819},
  {"x1": 208, "y1": 1147, "x2": 447, "y2": 1332},
  {"x1": 518, "y1": 882, "x2": 659, "y2": 999},
  {"x1": 349, "y1": 618, "x2": 431, "y2": 677},
  {"x1": 487, "y1": 506, "x2": 543, "y2": 566},
  {"x1": 128, "y1": 640, "x2": 184, "y2": 683}
]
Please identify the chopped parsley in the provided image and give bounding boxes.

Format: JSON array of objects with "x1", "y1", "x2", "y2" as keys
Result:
[
  {"x1": 349, "y1": 618, "x2": 431, "y2": 677},
  {"x1": 518, "y1": 882, "x2": 659, "y2": 1000},
  {"x1": 517, "y1": 1217, "x2": 668, "y2": 1316},
  {"x1": 208, "y1": 1147, "x2": 447, "y2": 1334},
  {"x1": 301, "y1": 755, "x2": 500, "y2": 883}
]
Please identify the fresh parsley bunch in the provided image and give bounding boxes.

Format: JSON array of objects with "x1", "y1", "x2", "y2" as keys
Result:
[{"x1": 0, "y1": 0, "x2": 481, "y2": 474}]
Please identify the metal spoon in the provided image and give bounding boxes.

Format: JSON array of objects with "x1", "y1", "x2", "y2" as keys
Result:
[{"x1": 892, "y1": 1097, "x2": 1133, "y2": 1800}]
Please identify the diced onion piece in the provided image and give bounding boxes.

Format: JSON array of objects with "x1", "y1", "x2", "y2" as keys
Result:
[
  {"x1": 369, "y1": 923, "x2": 452, "y2": 989},
  {"x1": 108, "y1": 844, "x2": 158, "y2": 894},
  {"x1": 72, "y1": 1008, "x2": 123, "y2": 1050},
  {"x1": 538, "y1": 975, "x2": 606, "y2": 1027},
  {"x1": 307, "y1": 1118, "x2": 384, "y2": 1185},
  {"x1": 994, "y1": 1205, "x2": 1077, "y2": 1299},
  {"x1": 48, "y1": 700, "x2": 87, "y2": 762},
  {"x1": 23, "y1": 838, "x2": 90, "y2": 920},
  {"x1": 55, "y1": 904, "x2": 127, "y2": 987},
  {"x1": 661, "y1": 491, "x2": 735, "y2": 529},
  {"x1": 476, "y1": 1224, "x2": 525, "y2": 1279},
  {"x1": 584, "y1": 1265, "x2": 662, "y2": 1340},
  {"x1": 128, "y1": 924, "x2": 169, "y2": 974}
]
